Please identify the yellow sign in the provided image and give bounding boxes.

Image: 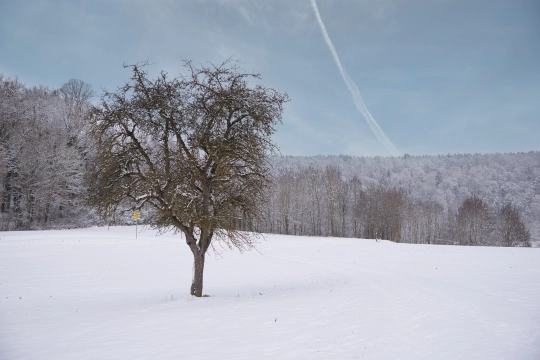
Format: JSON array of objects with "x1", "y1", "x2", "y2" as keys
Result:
[{"x1": 133, "y1": 211, "x2": 141, "y2": 219}]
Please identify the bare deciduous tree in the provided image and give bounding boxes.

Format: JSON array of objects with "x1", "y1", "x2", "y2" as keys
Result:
[
  {"x1": 59, "y1": 79, "x2": 95, "y2": 125},
  {"x1": 88, "y1": 60, "x2": 289, "y2": 297},
  {"x1": 323, "y1": 165, "x2": 341, "y2": 237},
  {"x1": 457, "y1": 195, "x2": 493, "y2": 246},
  {"x1": 498, "y1": 203, "x2": 531, "y2": 247}
]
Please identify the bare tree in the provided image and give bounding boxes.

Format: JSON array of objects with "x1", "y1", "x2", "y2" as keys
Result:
[
  {"x1": 457, "y1": 195, "x2": 494, "y2": 246},
  {"x1": 336, "y1": 179, "x2": 349, "y2": 237},
  {"x1": 497, "y1": 203, "x2": 531, "y2": 247},
  {"x1": 59, "y1": 79, "x2": 95, "y2": 126},
  {"x1": 361, "y1": 185, "x2": 405, "y2": 242},
  {"x1": 275, "y1": 170, "x2": 293, "y2": 234},
  {"x1": 88, "y1": 60, "x2": 289, "y2": 297},
  {"x1": 381, "y1": 187, "x2": 406, "y2": 242},
  {"x1": 305, "y1": 166, "x2": 323, "y2": 236},
  {"x1": 350, "y1": 176, "x2": 364, "y2": 238},
  {"x1": 323, "y1": 165, "x2": 341, "y2": 237}
]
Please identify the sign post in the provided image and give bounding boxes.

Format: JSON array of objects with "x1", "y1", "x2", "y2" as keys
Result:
[{"x1": 133, "y1": 211, "x2": 141, "y2": 238}]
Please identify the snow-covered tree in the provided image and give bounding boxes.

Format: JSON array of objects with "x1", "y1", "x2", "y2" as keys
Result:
[{"x1": 0, "y1": 75, "x2": 92, "y2": 230}]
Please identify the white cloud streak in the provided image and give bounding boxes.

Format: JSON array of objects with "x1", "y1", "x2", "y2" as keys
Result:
[{"x1": 310, "y1": 0, "x2": 400, "y2": 157}]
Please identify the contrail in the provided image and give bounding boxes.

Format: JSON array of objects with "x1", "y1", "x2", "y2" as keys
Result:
[{"x1": 310, "y1": 0, "x2": 400, "y2": 157}]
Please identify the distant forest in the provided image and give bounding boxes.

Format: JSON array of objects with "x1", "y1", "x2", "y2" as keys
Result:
[
  {"x1": 1, "y1": 75, "x2": 538, "y2": 246},
  {"x1": 260, "y1": 153, "x2": 538, "y2": 247}
]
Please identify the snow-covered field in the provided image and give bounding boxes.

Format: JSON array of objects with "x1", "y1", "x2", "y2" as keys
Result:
[{"x1": 1, "y1": 226, "x2": 539, "y2": 360}]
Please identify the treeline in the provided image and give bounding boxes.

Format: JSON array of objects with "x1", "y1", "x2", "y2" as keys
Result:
[
  {"x1": 269, "y1": 153, "x2": 540, "y2": 245},
  {"x1": 256, "y1": 165, "x2": 531, "y2": 247},
  {"x1": 0, "y1": 75, "x2": 94, "y2": 230},
  {"x1": 1, "y1": 74, "x2": 538, "y2": 247}
]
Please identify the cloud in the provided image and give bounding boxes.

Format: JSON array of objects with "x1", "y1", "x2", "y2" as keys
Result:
[{"x1": 310, "y1": 0, "x2": 400, "y2": 156}]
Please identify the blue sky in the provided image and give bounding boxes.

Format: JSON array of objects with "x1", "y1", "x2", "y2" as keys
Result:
[{"x1": 1, "y1": 0, "x2": 539, "y2": 156}]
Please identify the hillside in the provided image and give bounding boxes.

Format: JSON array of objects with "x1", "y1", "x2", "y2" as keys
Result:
[{"x1": 268, "y1": 152, "x2": 540, "y2": 244}]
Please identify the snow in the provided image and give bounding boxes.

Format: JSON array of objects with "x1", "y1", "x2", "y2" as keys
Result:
[{"x1": 1, "y1": 226, "x2": 539, "y2": 360}]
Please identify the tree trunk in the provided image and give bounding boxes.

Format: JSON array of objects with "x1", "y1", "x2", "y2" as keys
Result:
[{"x1": 190, "y1": 252, "x2": 205, "y2": 297}]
